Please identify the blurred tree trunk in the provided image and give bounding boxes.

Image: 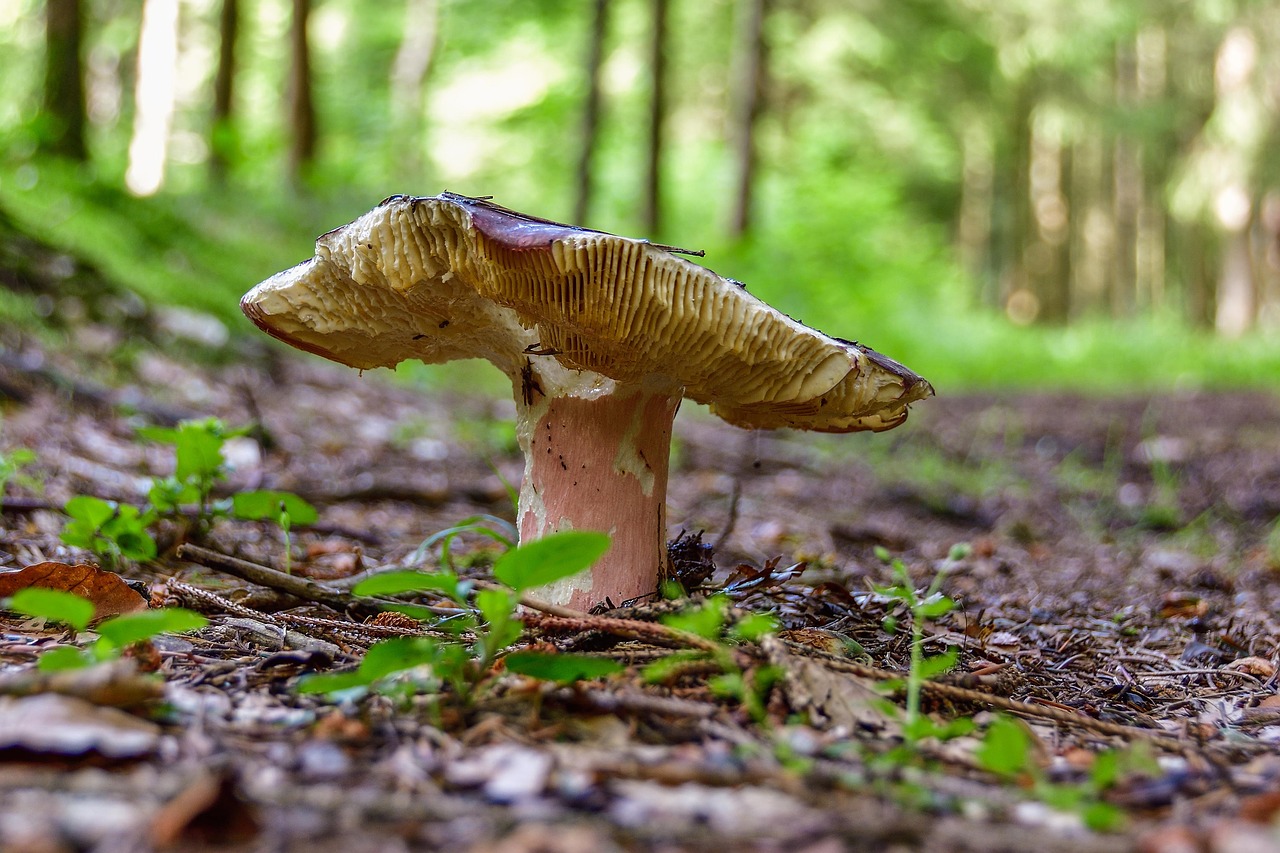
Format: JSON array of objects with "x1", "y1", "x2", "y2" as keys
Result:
[
  {"x1": 288, "y1": 0, "x2": 317, "y2": 185},
  {"x1": 574, "y1": 0, "x2": 609, "y2": 225},
  {"x1": 729, "y1": 0, "x2": 766, "y2": 238},
  {"x1": 1215, "y1": 212, "x2": 1257, "y2": 336},
  {"x1": 641, "y1": 0, "x2": 668, "y2": 236},
  {"x1": 125, "y1": 0, "x2": 179, "y2": 196},
  {"x1": 957, "y1": 126, "x2": 994, "y2": 304},
  {"x1": 210, "y1": 0, "x2": 239, "y2": 183},
  {"x1": 41, "y1": 0, "x2": 88, "y2": 160},
  {"x1": 390, "y1": 0, "x2": 439, "y2": 183},
  {"x1": 1112, "y1": 40, "x2": 1140, "y2": 319}
]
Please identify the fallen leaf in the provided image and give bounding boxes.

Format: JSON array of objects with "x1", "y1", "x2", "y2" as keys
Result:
[
  {"x1": 1224, "y1": 656, "x2": 1276, "y2": 678},
  {"x1": 0, "y1": 693, "x2": 159, "y2": 757},
  {"x1": 0, "y1": 561, "x2": 147, "y2": 621},
  {"x1": 762, "y1": 636, "x2": 898, "y2": 735},
  {"x1": 1158, "y1": 592, "x2": 1208, "y2": 620}
]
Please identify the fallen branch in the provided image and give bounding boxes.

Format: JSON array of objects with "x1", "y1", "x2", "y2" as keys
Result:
[
  {"x1": 524, "y1": 612, "x2": 719, "y2": 652},
  {"x1": 175, "y1": 543, "x2": 382, "y2": 619}
]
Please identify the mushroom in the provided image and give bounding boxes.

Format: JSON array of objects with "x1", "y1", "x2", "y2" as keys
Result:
[{"x1": 241, "y1": 193, "x2": 933, "y2": 610}]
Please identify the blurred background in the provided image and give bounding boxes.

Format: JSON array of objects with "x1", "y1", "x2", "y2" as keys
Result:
[{"x1": 1, "y1": 0, "x2": 1279, "y2": 390}]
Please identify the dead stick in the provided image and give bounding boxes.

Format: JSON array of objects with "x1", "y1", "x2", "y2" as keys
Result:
[
  {"x1": 777, "y1": 639, "x2": 1252, "y2": 754},
  {"x1": 525, "y1": 612, "x2": 719, "y2": 652},
  {"x1": 176, "y1": 543, "x2": 382, "y2": 618}
]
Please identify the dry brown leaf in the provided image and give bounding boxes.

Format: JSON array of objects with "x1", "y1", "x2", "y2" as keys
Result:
[
  {"x1": 762, "y1": 636, "x2": 899, "y2": 735},
  {"x1": 1223, "y1": 656, "x2": 1276, "y2": 678},
  {"x1": 1158, "y1": 592, "x2": 1208, "y2": 620},
  {"x1": 0, "y1": 561, "x2": 147, "y2": 621}
]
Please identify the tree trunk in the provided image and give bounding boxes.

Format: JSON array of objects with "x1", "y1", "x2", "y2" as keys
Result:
[
  {"x1": 125, "y1": 0, "x2": 180, "y2": 196},
  {"x1": 41, "y1": 0, "x2": 88, "y2": 160},
  {"x1": 288, "y1": 0, "x2": 317, "y2": 185},
  {"x1": 210, "y1": 0, "x2": 239, "y2": 183},
  {"x1": 574, "y1": 0, "x2": 609, "y2": 225},
  {"x1": 641, "y1": 0, "x2": 668, "y2": 236},
  {"x1": 729, "y1": 0, "x2": 766, "y2": 238},
  {"x1": 1112, "y1": 40, "x2": 1140, "y2": 318},
  {"x1": 390, "y1": 0, "x2": 439, "y2": 182}
]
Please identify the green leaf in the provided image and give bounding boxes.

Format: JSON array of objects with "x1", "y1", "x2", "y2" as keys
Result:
[
  {"x1": 504, "y1": 651, "x2": 623, "y2": 683},
  {"x1": 730, "y1": 612, "x2": 778, "y2": 642},
  {"x1": 295, "y1": 670, "x2": 369, "y2": 694},
  {"x1": 1089, "y1": 750, "x2": 1121, "y2": 789},
  {"x1": 475, "y1": 588, "x2": 521, "y2": 650},
  {"x1": 641, "y1": 650, "x2": 712, "y2": 683},
  {"x1": 916, "y1": 594, "x2": 955, "y2": 619},
  {"x1": 64, "y1": 495, "x2": 116, "y2": 528},
  {"x1": 352, "y1": 569, "x2": 460, "y2": 599},
  {"x1": 976, "y1": 716, "x2": 1033, "y2": 777},
  {"x1": 95, "y1": 608, "x2": 207, "y2": 648},
  {"x1": 492, "y1": 531, "x2": 610, "y2": 592},
  {"x1": 296, "y1": 637, "x2": 444, "y2": 695},
  {"x1": 357, "y1": 637, "x2": 442, "y2": 681},
  {"x1": 171, "y1": 421, "x2": 229, "y2": 483},
  {"x1": 7, "y1": 587, "x2": 95, "y2": 631},
  {"x1": 708, "y1": 671, "x2": 745, "y2": 699},
  {"x1": 1080, "y1": 801, "x2": 1125, "y2": 832},
  {"x1": 917, "y1": 646, "x2": 959, "y2": 679},
  {"x1": 37, "y1": 646, "x2": 92, "y2": 672},
  {"x1": 232, "y1": 490, "x2": 318, "y2": 525},
  {"x1": 662, "y1": 596, "x2": 728, "y2": 640}
]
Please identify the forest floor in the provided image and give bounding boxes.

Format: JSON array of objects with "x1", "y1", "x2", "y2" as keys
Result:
[{"x1": 1, "y1": 231, "x2": 1280, "y2": 852}]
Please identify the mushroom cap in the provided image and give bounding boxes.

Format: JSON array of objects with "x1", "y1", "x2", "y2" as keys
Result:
[{"x1": 242, "y1": 193, "x2": 933, "y2": 432}]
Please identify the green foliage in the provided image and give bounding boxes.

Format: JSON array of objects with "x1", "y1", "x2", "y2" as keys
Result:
[
  {"x1": 8, "y1": 587, "x2": 95, "y2": 632},
  {"x1": 59, "y1": 418, "x2": 314, "y2": 566},
  {"x1": 973, "y1": 715, "x2": 1154, "y2": 832},
  {"x1": 0, "y1": 447, "x2": 37, "y2": 509},
  {"x1": 407, "y1": 515, "x2": 516, "y2": 574},
  {"x1": 297, "y1": 637, "x2": 446, "y2": 696},
  {"x1": 231, "y1": 490, "x2": 319, "y2": 526},
  {"x1": 60, "y1": 496, "x2": 157, "y2": 564},
  {"x1": 306, "y1": 529, "x2": 611, "y2": 702},
  {"x1": 4, "y1": 587, "x2": 207, "y2": 672},
  {"x1": 873, "y1": 545, "x2": 964, "y2": 742},
  {"x1": 504, "y1": 651, "x2": 623, "y2": 684},
  {"x1": 491, "y1": 530, "x2": 610, "y2": 593}
]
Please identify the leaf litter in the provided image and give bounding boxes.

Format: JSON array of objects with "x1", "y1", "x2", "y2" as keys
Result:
[{"x1": 0, "y1": 326, "x2": 1277, "y2": 851}]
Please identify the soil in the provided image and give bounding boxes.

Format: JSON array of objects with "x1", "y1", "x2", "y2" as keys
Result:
[{"x1": 0, "y1": 238, "x2": 1278, "y2": 851}]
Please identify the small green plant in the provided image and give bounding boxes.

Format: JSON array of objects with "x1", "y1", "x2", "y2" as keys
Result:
[
  {"x1": 0, "y1": 446, "x2": 38, "y2": 510},
  {"x1": 5, "y1": 587, "x2": 207, "y2": 671},
  {"x1": 976, "y1": 715, "x2": 1154, "y2": 831},
  {"x1": 60, "y1": 418, "x2": 315, "y2": 566},
  {"x1": 298, "y1": 530, "x2": 616, "y2": 701},
  {"x1": 406, "y1": 514, "x2": 516, "y2": 572},
  {"x1": 873, "y1": 544, "x2": 966, "y2": 743},
  {"x1": 60, "y1": 495, "x2": 158, "y2": 564},
  {"x1": 641, "y1": 595, "x2": 782, "y2": 723}
]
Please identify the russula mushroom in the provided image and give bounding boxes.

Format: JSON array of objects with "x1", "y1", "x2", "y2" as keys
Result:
[{"x1": 241, "y1": 193, "x2": 933, "y2": 610}]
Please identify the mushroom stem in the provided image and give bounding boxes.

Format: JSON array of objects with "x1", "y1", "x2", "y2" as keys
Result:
[{"x1": 514, "y1": 372, "x2": 682, "y2": 610}]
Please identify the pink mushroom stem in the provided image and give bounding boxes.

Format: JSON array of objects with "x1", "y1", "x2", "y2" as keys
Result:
[{"x1": 515, "y1": 379, "x2": 682, "y2": 611}]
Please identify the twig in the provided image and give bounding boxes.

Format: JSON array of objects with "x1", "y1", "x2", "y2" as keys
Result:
[
  {"x1": 175, "y1": 543, "x2": 381, "y2": 618},
  {"x1": 163, "y1": 579, "x2": 468, "y2": 646},
  {"x1": 776, "y1": 638, "x2": 1261, "y2": 754},
  {"x1": 524, "y1": 612, "x2": 719, "y2": 652},
  {"x1": 555, "y1": 684, "x2": 717, "y2": 719}
]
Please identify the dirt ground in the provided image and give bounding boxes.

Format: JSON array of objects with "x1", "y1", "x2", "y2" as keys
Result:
[{"x1": 0, "y1": 302, "x2": 1278, "y2": 852}]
